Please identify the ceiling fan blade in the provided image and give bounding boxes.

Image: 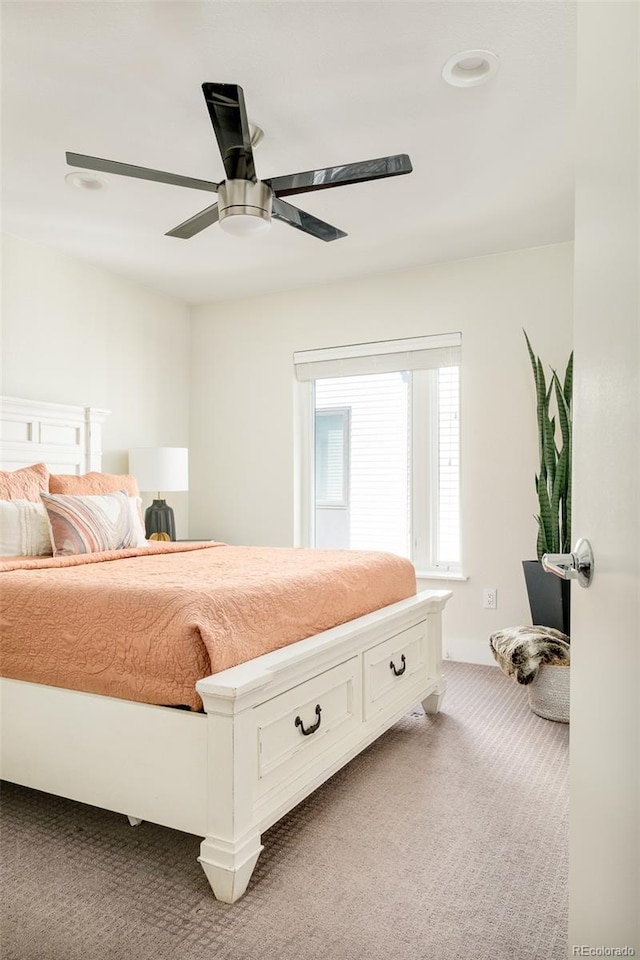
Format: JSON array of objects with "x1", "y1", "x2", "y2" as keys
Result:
[
  {"x1": 267, "y1": 154, "x2": 412, "y2": 198},
  {"x1": 272, "y1": 197, "x2": 347, "y2": 242},
  {"x1": 165, "y1": 203, "x2": 219, "y2": 239},
  {"x1": 201, "y1": 83, "x2": 257, "y2": 182},
  {"x1": 66, "y1": 153, "x2": 219, "y2": 193}
]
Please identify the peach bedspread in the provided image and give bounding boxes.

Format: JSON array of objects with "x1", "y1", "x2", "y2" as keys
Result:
[{"x1": 0, "y1": 542, "x2": 416, "y2": 710}]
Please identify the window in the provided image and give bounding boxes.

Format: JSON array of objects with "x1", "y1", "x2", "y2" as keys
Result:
[
  {"x1": 315, "y1": 407, "x2": 350, "y2": 509},
  {"x1": 315, "y1": 373, "x2": 410, "y2": 555},
  {"x1": 294, "y1": 333, "x2": 461, "y2": 575}
]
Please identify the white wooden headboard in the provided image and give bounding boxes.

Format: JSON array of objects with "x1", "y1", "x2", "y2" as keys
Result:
[{"x1": 0, "y1": 396, "x2": 110, "y2": 474}]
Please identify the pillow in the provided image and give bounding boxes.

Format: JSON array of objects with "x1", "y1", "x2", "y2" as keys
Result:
[
  {"x1": 41, "y1": 490, "x2": 146, "y2": 557},
  {"x1": 0, "y1": 463, "x2": 49, "y2": 502},
  {"x1": 49, "y1": 471, "x2": 140, "y2": 497},
  {"x1": 0, "y1": 499, "x2": 53, "y2": 556},
  {"x1": 126, "y1": 497, "x2": 148, "y2": 546},
  {"x1": 49, "y1": 471, "x2": 145, "y2": 530}
]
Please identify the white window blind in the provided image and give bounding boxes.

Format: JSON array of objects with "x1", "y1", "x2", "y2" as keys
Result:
[{"x1": 294, "y1": 333, "x2": 461, "y2": 380}]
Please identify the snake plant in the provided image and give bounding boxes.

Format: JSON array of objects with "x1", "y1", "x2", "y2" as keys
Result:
[{"x1": 524, "y1": 331, "x2": 573, "y2": 561}]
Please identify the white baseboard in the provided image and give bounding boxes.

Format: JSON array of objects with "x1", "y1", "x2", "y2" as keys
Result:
[{"x1": 444, "y1": 637, "x2": 498, "y2": 667}]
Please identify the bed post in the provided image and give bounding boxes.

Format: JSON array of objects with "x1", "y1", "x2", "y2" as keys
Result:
[
  {"x1": 84, "y1": 407, "x2": 110, "y2": 472},
  {"x1": 421, "y1": 600, "x2": 448, "y2": 714},
  {"x1": 196, "y1": 678, "x2": 268, "y2": 903}
]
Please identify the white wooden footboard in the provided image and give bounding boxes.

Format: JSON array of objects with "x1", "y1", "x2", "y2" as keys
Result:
[
  {"x1": 197, "y1": 588, "x2": 450, "y2": 901},
  {"x1": 0, "y1": 589, "x2": 450, "y2": 903}
]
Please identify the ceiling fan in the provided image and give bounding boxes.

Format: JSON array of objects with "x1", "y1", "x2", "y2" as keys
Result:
[{"x1": 66, "y1": 82, "x2": 413, "y2": 242}]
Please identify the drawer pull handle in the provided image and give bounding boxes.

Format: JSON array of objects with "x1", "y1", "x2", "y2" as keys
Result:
[
  {"x1": 295, "y1": 704, "x2": 322, "y2": 736},
  {"x1": 390, "y1": 654, "x2": 407, "y2": 677}
]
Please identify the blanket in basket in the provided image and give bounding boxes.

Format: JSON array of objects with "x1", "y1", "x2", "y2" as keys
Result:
[{"x1": 489, "y1": 626, "x2": 570, "y2": 685}]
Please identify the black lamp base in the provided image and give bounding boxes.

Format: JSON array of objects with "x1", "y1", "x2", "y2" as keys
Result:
[{"x1": 145, "y1": 499, "x2": 176, "y2": 541}]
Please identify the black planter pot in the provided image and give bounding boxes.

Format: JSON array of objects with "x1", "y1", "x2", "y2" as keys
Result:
[{"x1": 522, "y1": 560, "x2": 571, "y2": 636}]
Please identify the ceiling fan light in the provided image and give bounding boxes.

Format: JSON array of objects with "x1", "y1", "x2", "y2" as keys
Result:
[
  {"x1": 217, "y1": 179, "x2": 272, "y2": 237},
  {"x1": 219, "y1": 213, "x2": 271, "y2": 237}
]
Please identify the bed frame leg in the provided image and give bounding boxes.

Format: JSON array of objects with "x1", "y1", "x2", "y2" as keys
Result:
[
  {"x1": 198, "y1": 833, "x2": 263, "y2": 903},
  {"x1": 127, "y1": 815, "x2": 143, "y2": 827},
  {"x1": 422, "y1": 679, "x2": 447, "y2": 715}
]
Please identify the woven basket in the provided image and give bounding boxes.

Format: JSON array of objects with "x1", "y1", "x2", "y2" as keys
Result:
[{"x1": 527, "y1": 664, "x2": 570, "y2": 723}]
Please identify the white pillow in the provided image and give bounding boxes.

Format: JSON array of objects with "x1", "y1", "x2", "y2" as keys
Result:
[
  {"x1": 128, "y1": 496, "x2": 148, "y2": 547},
  {"x1": 0, "y1": 499, "x2": 53, "y2": 556}
]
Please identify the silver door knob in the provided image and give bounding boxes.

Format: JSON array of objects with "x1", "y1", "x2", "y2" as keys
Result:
[{"x1": 542, "y1": 538, "x2": 594, "y2": 588}]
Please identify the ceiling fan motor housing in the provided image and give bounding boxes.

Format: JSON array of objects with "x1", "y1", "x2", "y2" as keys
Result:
[{"x1": 217, "y1": 179, "x2": 272, "y2": 228}]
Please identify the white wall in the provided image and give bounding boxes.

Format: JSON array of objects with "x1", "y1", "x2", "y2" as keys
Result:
[
  {"x1": 190, "y1": 242, "x2": 574, "y2": 662},
  {"x1": 1, "y1": 233, "x2": 191, "y2": 535},
  {"x1": 569, "y1": 1, "x2": 639, "y2": 948}
]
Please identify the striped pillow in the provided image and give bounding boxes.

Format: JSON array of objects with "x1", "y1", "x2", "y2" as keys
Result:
[{"x1": 41, "y1": 490, "x2": 143, "y2": 557}]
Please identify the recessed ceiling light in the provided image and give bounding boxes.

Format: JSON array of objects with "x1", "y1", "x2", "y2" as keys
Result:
[
  {"x1": 65, "y1": 171, "x2": 108, "y2": 191},
  {"x1": 249, "y1": 123, "x2": 264, "y2": 149},
  {"x1": 442, "y1": 49, "x2": 500, "y2": 88}
]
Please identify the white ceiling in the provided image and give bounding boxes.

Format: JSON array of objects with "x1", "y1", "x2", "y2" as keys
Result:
[{"x1": 1, "y1": 1, "x2": 576, "y2": 305}]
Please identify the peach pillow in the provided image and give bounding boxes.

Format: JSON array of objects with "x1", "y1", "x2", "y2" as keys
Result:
[
  {"x1": 0, "y1": 463, "x2": 50, "y2": 502},
  {"x1": 49, "y1": 471, "x2": 140, "y2": 497}
]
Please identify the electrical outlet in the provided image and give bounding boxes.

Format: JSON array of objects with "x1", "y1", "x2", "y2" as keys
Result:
[{"x1": 483, "y1": 588, "x2": 498, "y2": 610}]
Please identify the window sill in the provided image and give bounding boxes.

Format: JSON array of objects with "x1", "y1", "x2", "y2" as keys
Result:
[{"x1": 415, "y1": 570, "x2": 468, "y2": 582}]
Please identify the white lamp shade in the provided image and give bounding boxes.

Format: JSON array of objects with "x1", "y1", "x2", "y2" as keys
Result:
[{"x1": 128, "y1": 447, "x2": 189, "y2": 493}]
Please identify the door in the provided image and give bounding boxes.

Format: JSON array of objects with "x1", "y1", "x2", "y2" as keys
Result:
[{"x1": 569, "y1": 2, "x2": 639, "y2": 949}]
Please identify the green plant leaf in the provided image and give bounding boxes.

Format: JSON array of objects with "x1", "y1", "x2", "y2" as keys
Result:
[
  {"x1": 563, "y1": 444, "x2": 572, "y2": 552},
  {"x1": 542, "y1": 409, "x2": 556, "y2": 488},
  {"x1": 563, "y1": 351, "x2": 573, "y2": 408},
  {"x1": 537, "y1": 473, "x2": 558, "y2": 554},
  {"x1": 536, "y1": 518, "x2": 547, "y2": 562},
  {"x1": 538, "y1": 359, "x2": 550, "y2": 439},
  {"x1": 525, "y1": 331, "x2": 547, "y2": 469},
  {"x1": 551, "y1": 446, "x2": 568, "y2": 518},
  {"x1": 553, "y1": 370, "x2": 571, "y2": 449}
]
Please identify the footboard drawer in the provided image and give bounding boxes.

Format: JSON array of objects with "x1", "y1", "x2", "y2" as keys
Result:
[
  {"x1": 253, "y1": 657, "x2": 361, "y2": 797},
  {"x1": 363, "y1": 622, "x2": 428, "y2": 720}
]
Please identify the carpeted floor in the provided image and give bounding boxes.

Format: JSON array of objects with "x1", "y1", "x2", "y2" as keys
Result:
[{"x1": 0, "y1": 662, "x2": 569, "y2": 960}]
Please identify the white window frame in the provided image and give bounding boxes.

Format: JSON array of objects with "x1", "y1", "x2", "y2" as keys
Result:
[{"x1": 293, "y1": 334, "x2": 463, "y2": 579}]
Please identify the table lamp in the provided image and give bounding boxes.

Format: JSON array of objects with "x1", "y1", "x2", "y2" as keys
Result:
[{"x1": 128, "y1": 447, "x2": 188, "y2": 541}]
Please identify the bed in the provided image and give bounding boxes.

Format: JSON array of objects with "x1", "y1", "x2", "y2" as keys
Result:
[{"x1": 0, "y1": 395, "x2": 451, "y2": 903}]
